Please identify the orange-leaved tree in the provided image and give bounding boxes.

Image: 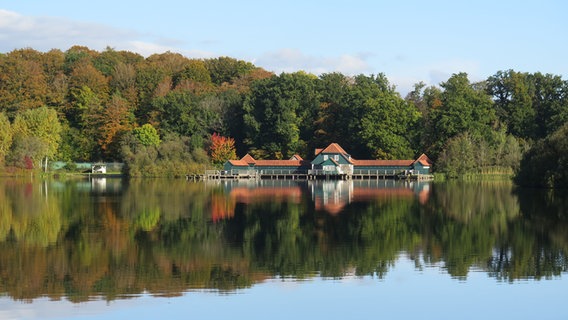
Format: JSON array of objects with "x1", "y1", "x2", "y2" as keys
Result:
[{"x1": 209, "y1": 133, "x2": 236, "y2": 166}]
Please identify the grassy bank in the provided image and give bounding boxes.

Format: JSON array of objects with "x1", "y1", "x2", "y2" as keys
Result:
[{"x1": 433, "y1": 172, "x2": 514, "y2": 182}]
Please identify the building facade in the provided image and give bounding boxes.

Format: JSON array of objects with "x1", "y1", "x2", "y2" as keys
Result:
[{"x1": 223, "y1": 143, "x2": 432, "y2": 178}]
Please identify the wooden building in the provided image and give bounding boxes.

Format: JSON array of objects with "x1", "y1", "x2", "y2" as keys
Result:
[{"x1": 222, "y1": 143, "x2": 432, "y2": 179}]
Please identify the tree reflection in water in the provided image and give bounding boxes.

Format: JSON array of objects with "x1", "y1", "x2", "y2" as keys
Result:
[{"x1": 0, "y1": 178, "x2": 567, "y2": 302}]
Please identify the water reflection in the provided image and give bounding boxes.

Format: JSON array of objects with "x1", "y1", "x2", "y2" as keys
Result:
[
  {"x1": 213, "y1": 179, "x2": 429, "y2": 218},
  {"x1": 0, "y1": 178, "x2": 567, "y2": 302}
]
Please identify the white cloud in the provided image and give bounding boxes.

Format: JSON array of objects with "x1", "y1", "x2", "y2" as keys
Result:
[
  {"x1": 0, "y1": 9, "x2": 215, "y2": 59},
  {"x1": 254, "y1": 48, "x2": 372, "y2": 75},
  {"x1": 0, "y1": 9, "x2": 31, "y2": 30},
  {"x1": 124, "y1": 41, "x2": 215, "y2": 58},
  {"x1": 0, "y1": 10, "x2": 136, "y2": 51}
]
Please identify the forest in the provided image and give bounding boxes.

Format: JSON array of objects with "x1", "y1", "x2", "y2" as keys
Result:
[{"x1": 0, "y1": 46, "x2": 567, "y2": 185}]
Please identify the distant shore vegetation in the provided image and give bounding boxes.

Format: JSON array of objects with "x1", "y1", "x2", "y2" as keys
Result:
[{"x1": 0, "y1": 46, "x2": 567, "y2": 185}]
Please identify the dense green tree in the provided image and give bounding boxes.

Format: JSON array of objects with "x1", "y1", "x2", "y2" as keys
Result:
[
  {"x1": 487, "y1": 70, "x2": 536, "y2": 139},
  {"x1": 487, "y1": 71, "x2": 568, "y2": 141},
  {"x1": 63, "y1": 46, "x2": 98, "y2": 73},
  {"x1": 429, "y1": 73, "x2": 496, "y2": 160},
  {"x1": 173, "y1": 59, "x2": 212, "y2": 88},
  {"x1": 436, "y1": 129, "x2": 526, "y2": 176},
  {"x1": 132, "y1": 123, "x2": 161, "y2": 146},
  {"x1": 242, "y1": 72, "x2": 319, "y2": 158},
  {"x1": 205, "y1": 56, "x2": 256, "y2": 85},
  {"x1": 315, "y1": 73, "x2": 416, "y2": 159},
  {"x1": 313, "y1": 73, "x2": 355, "y2": 153},
  {"x1": 68, "y1": 86, "x2": 102, "y2": 128},
  {"x1": 515, "y1": 122, "x2": 568, "y2": 188},
  {"x1": 218, "y1": 89, "x2": 247, "y2": 154},
  {"x1": 151, "y1": 91, "x2": 220, "y2": 149},
  {"x1": 436, "y1": 132, "x2": 478, "y2": 177},
  {"x1": 136, "y1": 59, "x2": 170, "y2": 114},
  {"x1": 135, "y1": 52, "x2": 192, "y2": 124},
  {"x1": 0, "y1": 112, "x2": 12, "y2": 165},
  {"x1": 405, "y1": 81, "x2": 428, "y2": 112},
  {"x1": 529, "y1": 72, "x2": 568, "y2": 139},
  {"x1": 406, "y1": 83, "x2": 443, "y2": 157},
  {"x1": 358, "y1": 75, "x2": 421, "y2": 159},
  {"x1": 487, "y1": 129, "x2": 527, "y2": 170},
  {"x1": 93, "y1": 47, "x2": 144, "y2": 77},
  {"x1": 121, "y1": 132, "x2": 208, "y2": 177},
  {"x1": 57, "y1": 125, "x2": 96, "y2": 162}
]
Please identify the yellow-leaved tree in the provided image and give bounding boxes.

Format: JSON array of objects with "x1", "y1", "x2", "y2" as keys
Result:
[
  {"x1": 10, "y1": 107, "x2": 62, "y2": 169},
  {"x1": 0, "y1": 112, "x2": 12, "y2": 166}
]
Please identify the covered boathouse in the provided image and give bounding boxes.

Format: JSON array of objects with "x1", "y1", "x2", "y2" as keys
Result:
[{"x1": 221, "y1": 143, "x2": 432, "y2": 180}]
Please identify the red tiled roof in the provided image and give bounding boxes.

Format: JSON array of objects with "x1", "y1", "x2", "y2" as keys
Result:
[
  {"x1": 352, "y1": 159, "x2": 414, "y2": 167},
  {"x1": 254, "y1": 160, "x2": 307, "y2": 167},
  {"x1": 241, "y1": 153, "x2": 256, "y2": 164},
  {"x1": 290, "y1": 154, "x2": 303, "y2": 160},
  {"x1": 314, "y1": 148, "x2": 323, "y2": 156},
  {"x1": 228, "y1": 160, "x2": 249, "y2": 166},
  {"x1": 313, "y1": 143, "x2": 355, "y2": 164},
  {"x1": 321, "y1": 143, "x2": 348, "y2": 155},
  {"x1": 415, "y1": 154, "x2": 432, "y2": 166}
]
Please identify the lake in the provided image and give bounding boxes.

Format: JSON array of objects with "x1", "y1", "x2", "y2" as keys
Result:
[{"x1": 0, "y1": 177, "x2": 567, "y2": 319}]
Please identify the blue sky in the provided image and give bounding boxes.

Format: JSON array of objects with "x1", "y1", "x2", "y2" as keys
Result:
[{"x1": 1, "y1": 0, "x2": 566, "y2": 93}]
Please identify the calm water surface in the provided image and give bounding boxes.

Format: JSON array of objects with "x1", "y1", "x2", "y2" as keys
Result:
[{"x1": 0, "y1": 178, "x2": 567, "y2": 319}]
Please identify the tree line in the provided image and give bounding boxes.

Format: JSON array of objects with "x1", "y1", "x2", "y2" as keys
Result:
[{"x1": 0, "y1": 46, "x2": 567, "y2": 181}]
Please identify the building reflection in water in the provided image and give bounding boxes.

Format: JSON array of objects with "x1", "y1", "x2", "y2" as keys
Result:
[
  {"x1": 209, "y1": 179, "x2": 430, "y2": 219},
  {"x1": 309, "y1": 180, "x2": 430, "y2": 214},
  {"x1": 91, "y1": 177, "x2": 107, "y2": 192}
]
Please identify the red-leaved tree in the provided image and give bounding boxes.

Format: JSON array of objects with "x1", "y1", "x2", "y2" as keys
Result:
[{"x1": 210, "y1": 133, "x2": 236, "y2": 166}]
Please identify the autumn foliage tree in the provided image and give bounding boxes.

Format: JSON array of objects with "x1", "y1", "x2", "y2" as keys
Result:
[
  {"x1": 97, "y1": 93, "x2": 135, "y2": 157},
  {"x1": 209, "y1": 133, "x2": 236, "y2": 166},
  {"x1": 0, "y1": 49, "x2": 49, "y2": 114}
]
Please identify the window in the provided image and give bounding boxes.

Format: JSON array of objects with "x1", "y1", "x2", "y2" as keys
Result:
[
  {"x1": 324, "y1": 155, "x2": 328, "y2": 160},
  {"x1": 334, "y1": 155, "x2": 339, "y2": 161}
]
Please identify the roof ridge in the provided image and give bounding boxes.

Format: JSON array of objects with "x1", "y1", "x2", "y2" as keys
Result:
[
  {"x1": 241, "y1": 153, "x2": 256, "y2": 164},
  {"x1": 321, "y1": 143, "x2": 348, "y2": 155}
]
